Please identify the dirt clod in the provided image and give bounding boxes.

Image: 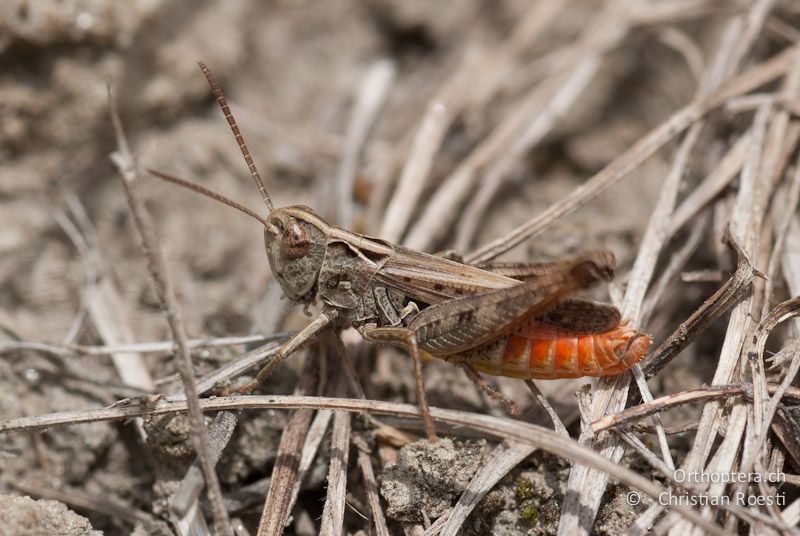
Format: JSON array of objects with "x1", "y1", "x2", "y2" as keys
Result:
[
  {"x1": 593, "y1": 486, "x2": 652, "y2": 536},
  {"x1": 380, "y1": 438, "x2": 488, "y2": 523},
  {"x1": 0, "y1": 494, "x2": 101, "y2": 536},
  {"x1": 143, "y1": 413, "x2": 197, "y2": 461}
]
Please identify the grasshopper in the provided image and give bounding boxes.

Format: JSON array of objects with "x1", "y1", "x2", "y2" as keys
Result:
[{"x1": 149, "y1": 62, "x2": 650, "y2": 441}]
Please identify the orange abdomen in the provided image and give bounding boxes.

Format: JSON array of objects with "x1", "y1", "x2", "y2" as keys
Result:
[{"x1": 465, "y1": 321, "x2": 650, "y2": 380}]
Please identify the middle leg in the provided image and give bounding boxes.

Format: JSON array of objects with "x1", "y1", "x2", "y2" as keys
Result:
[{"x1": 361, "y1": 326, "x2": 437, "y2": 442}]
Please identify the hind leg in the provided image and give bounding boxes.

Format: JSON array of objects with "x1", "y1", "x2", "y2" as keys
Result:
[{"x1": 460, "y1": 363, "x2": 519, "y2": 416}]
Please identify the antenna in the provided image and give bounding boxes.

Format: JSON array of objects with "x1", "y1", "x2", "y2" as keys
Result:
[
  {"x1": 197, "y1": 61, "x2": 274, "y2": 212},
  {"x1": 148, "y1": 169, "x2": 270, "y2": 228}
]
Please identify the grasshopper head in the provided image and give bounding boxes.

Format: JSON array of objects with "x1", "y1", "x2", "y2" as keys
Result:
[
  {"x1": 264, "y1": 206, "x2": 327, "y2": 302},
  {"x1": 151, "y1": 64, "x2": 332, "y2": 304}
]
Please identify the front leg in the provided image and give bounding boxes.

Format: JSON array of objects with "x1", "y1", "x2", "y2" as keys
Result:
[
  {"x1": 222, "y1": 309, "x2": 337, "y2": 395},
  {"x1": 361, "y1": 326, "x2": 437, "y2": 442}
]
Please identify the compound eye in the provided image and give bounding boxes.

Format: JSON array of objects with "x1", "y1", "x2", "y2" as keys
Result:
[{"x1": 281, "y1": 221, "x2": 309, "y2": 260}]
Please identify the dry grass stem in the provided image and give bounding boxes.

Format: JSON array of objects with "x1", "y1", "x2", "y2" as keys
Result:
[
  {"x1": 170, "y1": 411, "x2": 239, "y2": 530},
  {"x1": 591, "y1": 383, "x2": 800, "y2": 432},
  {"x1": 336, "y1": 60, "x2": 395, "y2": 228},
  {"x1": 288, "y1": 409, "x2": 333, "y2": 512},
  {"x1": 256, "y1": 354, "x2": 319, "y2": 536},
  {"x1": 379, "y1": 53, "x2": 473, "y2": 242},
  {"x1": 13, "y1": 479, "x2": 160, "y2": 530},
  {"x1": 72, "y1": 333, "x2": 290, "y2": 356},
  {"x1": 742, "y1": 298, "x2": 800, "y2": 472},
  {"x1": 453, "y1": 0, "x2": 635, "y2": 251},
  {"x1": 354, "y1": 435, "x2": 390, "y2": 536},
  {"x1": 559, "y1": 81, "x2": 704, "y2": 536},
  {"x1": 320, "y1": 403, "x2": 352, "y2": 535},
  {"x1": 108, "y1": 91, "x2": 232, "y2": 536},
  {"x1": 56, "y1": 198, "x2": 155, "y2": 393},
  {"x1": 433, "y1": 440, "x2": 535, "y2": 536},
  {"x1": 666, "y1": 95, "x2": 776, "y2": 534},
  {"x1": 467, "y1": 43, "x2": 799, "y2": 264},
  {"x1": 0, "y1": 394, "x2": 732, "y2": 535},
  {"x1": 615, "y1": 428, "x2": 675, "y2": 479},
  {"x1": 168, "y1": 342, "x2": 281, "y2": 401},
  {"x1": 641, "y1": 210, "x2": 710, "y2": 327},
  {"x1": 642, "y1": 233, "x2": 762, "y2": 377},
  {"x1": 524, "y1": 380, "x2": 570, "y2": 439},
  {"x1": 667, "y1": 132, "x2": 750, "y2": 238},
  {"x1": 629, "y1": 0, "x2": 744, "y2": 25},
  {"x1": 378, "y1": 0, "x2": 566, "y2": 242},
  {"x1": 409, "y1": 0, "x2": 634, "y2": 252},
  {"x1": 0, "y1": 333, "x2": 289, "y2": 360}
]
